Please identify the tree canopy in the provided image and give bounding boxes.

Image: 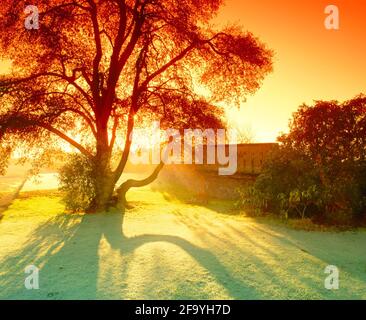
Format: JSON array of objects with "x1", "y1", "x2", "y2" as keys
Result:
[{"x1": 279, "y1": 95, "x2": 366, "y2": 167}]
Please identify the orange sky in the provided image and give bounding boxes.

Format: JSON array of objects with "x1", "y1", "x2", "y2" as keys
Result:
[
  {"x1": 1, "y1": 1, "x2": 365, "y2": 142},
  {"x1": 218, "y1": 0, "x2": 366, "y2": 141}
]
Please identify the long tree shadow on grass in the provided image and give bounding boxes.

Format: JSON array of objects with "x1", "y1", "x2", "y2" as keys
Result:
[
  {"x1": 2, "y1": 201, "x2": 365, "y2": 299},
  {"x1": 0, "y1": 207, "x2": 258, "y2": 299},
  {"x1": 172, "y1": 211, "x2": 366, "y2": 299}
]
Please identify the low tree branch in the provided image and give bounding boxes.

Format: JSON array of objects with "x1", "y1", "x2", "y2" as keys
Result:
[{"x1": 117, "y1": 162, "x2": 164, "y2": 207}]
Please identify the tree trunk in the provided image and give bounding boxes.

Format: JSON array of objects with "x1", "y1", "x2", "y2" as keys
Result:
[
  {"x1": 93, "y1": 171, "x2": 115, "y2": 212},
  {"x1": 91, "y1": 127, "x2": 115, "y2": 212}
]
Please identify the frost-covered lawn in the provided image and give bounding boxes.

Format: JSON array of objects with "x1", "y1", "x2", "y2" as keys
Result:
[{"x1": 0, "y1": 175, "x2": 365, "y2": 299}]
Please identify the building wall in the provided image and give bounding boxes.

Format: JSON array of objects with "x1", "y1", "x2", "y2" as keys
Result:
[
  {"x1": 199, "y1": 143, "x2": 278, "y2": 175},
  {"x1": 125, "y1": 143, "x2": 278, "y2": 176},
  {"x1": 236, "y1": 143, "x2": 278, "y2": 174}
]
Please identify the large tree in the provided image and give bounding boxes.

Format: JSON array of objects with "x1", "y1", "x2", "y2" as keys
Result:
[{"x1": 0, "y1": 0, "x2": 272, "y2": 211}]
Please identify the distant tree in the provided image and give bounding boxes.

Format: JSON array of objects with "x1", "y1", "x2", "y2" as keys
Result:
[
  {"x1": 231, "y1": 124, "x2": 254, "y2": 144},
  {"x1": 256, "y1": 95, "x2": 366, "y2": 223},
  {"x1": 278, "y1": 95, "x2": 366, "y2": 182},
  {"x1": 0, "y1": 0, "x2": 272, "y2": 211}
]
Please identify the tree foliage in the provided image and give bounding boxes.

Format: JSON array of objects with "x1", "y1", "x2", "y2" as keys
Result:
[
  {"x1": 243, "y1": 96, "x2": 366, "y2": 224},
  {"x1": 279, "y1": 95, "x2": 366, "y2": 168},
  {"x1": 59, "y1": 153, "x2": 97, "y2": 212}
]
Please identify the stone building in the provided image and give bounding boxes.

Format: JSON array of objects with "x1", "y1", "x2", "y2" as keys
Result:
[
  {"x1": 126, "y1": 143, "x2": 278, "y2": 176},
  {"x1": 235, "y1": 143, "x2": 278, "y2": 174},
  {"x1": 199, "y1": 143, "x2": 278, "y2": 175}
]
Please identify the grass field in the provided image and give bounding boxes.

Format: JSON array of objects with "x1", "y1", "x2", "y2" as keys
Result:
[{"x1": 0, "y1": 170, "x2": 365, "y2": 300}]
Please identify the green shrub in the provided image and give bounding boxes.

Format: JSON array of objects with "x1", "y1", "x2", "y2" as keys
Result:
[
  {"x1": 277, "y1": 185, "x2": 321, "y2": 220},
  {"x1": 250, "y1": 147, "x2": 321, "y2": 219},
  {"x1": 239, "y1": 146, "x2": 366, "y2": 225},
  {"x1": 235, "y1": 185, "x2": 269, "y2": 216},
  {"x1": 59, "y1": 154, "x2": 96, "y2": 212}
]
